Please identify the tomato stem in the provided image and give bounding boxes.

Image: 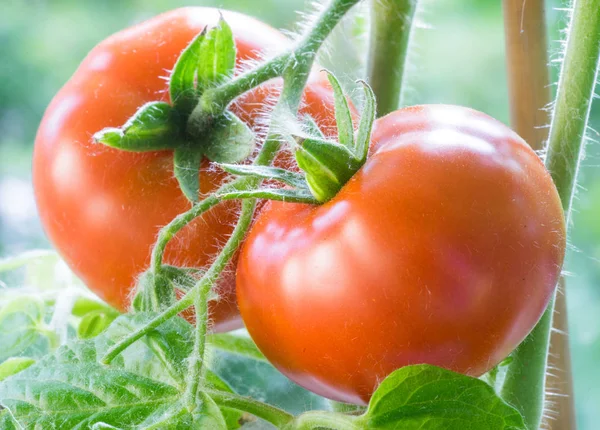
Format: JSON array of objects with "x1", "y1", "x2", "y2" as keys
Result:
[
  {"x1": 366, "y1": 0, "x2": 417, "y2": 117},
  {"x1": 104, "y1": 0, "x2": 362, "y2": 368},
  {"x1": 501, "y1": 0, "x2": 600, "y2": 427},
  {"x1": 188, "y1": 53, "x2": 289, "y2": 134},
  {"x1": 205, "y1": 389, "x2": 294, "y2": 428},
  {"x1": 183, "y1": 199, "x2": 256, "y2": 410},
  {"x1": 102, "y1": 196, "x2": 256, "y2": 366},
  {"x1": 189, "y1": 0, "x2": 362, "y2": 135},
  {"x1": 287, "y1": 411, "x2": 359, "y2": 430},
  {"x1": 502, "y1": 0, "x2": 552, "y2": 152}
]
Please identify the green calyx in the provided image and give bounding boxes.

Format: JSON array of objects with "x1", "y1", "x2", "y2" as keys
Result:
[
  {"x1": 216, "y1": 72, "x2": 377, "y2": 206},
  {"x1": 93, "y1": 18, "x2": 255, "y2": 203},
  {"x1": 294, "y1": 72, "x2": 376, "y2": 203}
]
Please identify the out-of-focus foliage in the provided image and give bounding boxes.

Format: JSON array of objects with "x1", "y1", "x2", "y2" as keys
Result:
[{"x1": 0, "y1": 0, "x2": 598, "y2": 428}]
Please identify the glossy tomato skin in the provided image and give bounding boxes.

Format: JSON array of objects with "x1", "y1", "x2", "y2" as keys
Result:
[
  {"x1": 237, "y1": 104, "x2": 566, "y2": 404},
  {"x1": 33, "y1": 7, "x2": 339, "y2": 332}
]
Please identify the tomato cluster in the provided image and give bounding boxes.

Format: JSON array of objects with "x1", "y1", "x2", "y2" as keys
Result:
[{"x1": 34, "y1": 8, "x2": 565, "y2": 405}]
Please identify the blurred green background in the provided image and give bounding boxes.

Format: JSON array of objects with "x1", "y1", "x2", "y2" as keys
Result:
[{"x1": 1, "y1": 0, "x2": 598, "y2": 428}]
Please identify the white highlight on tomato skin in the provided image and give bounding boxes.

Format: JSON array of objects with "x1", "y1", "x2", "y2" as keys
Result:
[
  {"x1": 42, "y1": 95, "x2": 80, "y2": 141},
  {"x1": 86, "y1": 50, "x2": 112, "y2": 72},
  {"x1": 51, "y1": 144, "x2": 81, "y2": 194}
]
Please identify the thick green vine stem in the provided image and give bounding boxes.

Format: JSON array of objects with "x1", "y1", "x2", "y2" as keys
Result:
[
  {"x1": 366, "y1": 0, "x2": 417, "y2": 117},
  {"x1": 501, "y1": 1, "x2": 600, "y2": 428},
  {"x1": 285, "y1": 411, "x2": 358, "y2": 430},
  {"x1": 206, "y1": 389, "x2": 294, "y2": 428},
  {"x1": 188, "y1": 53, "x2": 289, "y2": 133},
  {"x1": 150, "y1": 194, "x2": 220, "y2": 275},
  {"x1": 183, "y1": 199, "x2": 256, "y2": 410}
]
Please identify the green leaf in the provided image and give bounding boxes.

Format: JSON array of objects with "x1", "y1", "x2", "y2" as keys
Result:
[
  {"x1": 0, "y1": 314, "x2": 191, "y2": 428},
  {"x1": 194, "y1": 392, "x2": 228, "y2": 430},
  {"x1": 219, "y1": 164, "x2": 307, "y2": 189},
  {"x1": 0, "y1": 250, "x2": 56, "y2": 273},
  {"x1": 174, "y1": 146, "x2": 204, "y2": 203},
  {"x1": 203, "y1": 370, "x2": 244, "y2": 429},
  {"x1": 325, "y1": 70, "x2": 355, "y2": 149},
  {"x1": 207, "y1": 334, "x2": 267, "y2": 363},
  {"x1": 0, "y1": 357, "x2": 35, "y2": 382},
  {"x1": 0, "y1": 409, "x2": 17, "y2": 430},
  {"x1": 71, "y1": 297, "x2": 118, "y2": 318},
  {"x1": 78, "y1": 310, "x2": 118, "y2": 339},
  {"x1": 0, "y1": 297, "x2": 56, "y2": 363},
  {"x1": 197, "y1": 17, "x2": 236, "y2": 90},
  {"x1": 97, "y1": 314, "x2": 194, "y2": 387},
  {"x1": 358, "y1": 364, "x2": 526, "y2": 430},
  {"x1": 0, "y1": 314, "x2": 249, "y2": 429},
  {"x1": 354, "y1": 80, "x2": 376, "y2": 163},
  {"x1": 0, "y1": 355, "x2": 182, "y2": 429},
  {"x1": 94, "y1": 102, "x2": 180, "y2": 152},
  {"x1": 203, "y1": 112, "x2": 255, "y2": 163},
  {"x1": 170, "y1": 29, "x2": 207, "y2": 115}
]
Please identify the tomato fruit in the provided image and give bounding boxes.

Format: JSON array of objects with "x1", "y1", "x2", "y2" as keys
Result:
[
  {"x1": 237, "y1": 104, "x2": 566, "y2": 404},
  {"x1": 33, "y1": 7, "x2": 340, "y2": 332}
]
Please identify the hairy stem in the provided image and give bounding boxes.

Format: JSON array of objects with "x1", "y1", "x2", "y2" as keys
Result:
[
  {"x1": 195, "y1": 53, "x2": 289, "y2": 117},
  {"x1": 288, "y1": 411, "x2": 359, "y2": 430},
  {"x1": 190, "y1": 0, "x2": 361, "y2": 133},
  {"x1": 501, "y1": 1, "x2": 600, "y2": 427},
  {"x1": 206, "y1": 389, "x2": 294, "y2": 428},
  {"x1": 366, "y1": 0, "x2": 417, "y2": 117},
  {"x1": 152, "y1": 0, "x2": 362, "y2": 274},
  {"x1": 150, "y1": 194, "x2": 221, "y2": 275},
  {"x1": 104, "y1": 0, "x2": 361, "y2": 368},
  {"x1": 183, "y1": 199, "x2": 256, "y2": 409},
  {"x1": 502, "y1": 0, "x2": 552, "y2": 151}
]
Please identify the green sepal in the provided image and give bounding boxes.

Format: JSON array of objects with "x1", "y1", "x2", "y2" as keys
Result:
[
  {"x1": 170, "y1": 17, "x2": 235, "y2": 116},
  {"x1": 132, "y1": 270, "x2": 179, "y2": 313},
  {"x1": 325, "y1": 70, "x2": 355, "y2": 149},
  {"x1": 302, "y1": 114, "x2": 326, "y2": 139},
  {"x1": 295, "y1": 137, "x2": 361, "y2": 203},
  {"x1": 197, "y1": 17, "x2": 236, "y2": 90},
  {"x1": 77, "y1": 310, "x2": 118, "y2": 340},
  {"x1": 170, "y1": 29, "x2": 207, "y2": 115},
  {"x1": 202, "y1": 111, "x2": 255, "y2": 163},
  {"x1": 174, "y1": 145, "x2": 204, "y2": 203},
  {"x1": 219, "y1": 163, "x2": 307, "y2": 189},
  {"x1": 355, "y1": 80, "x2": 377, "y2": 163},
  {"x1": 357, "y1": 364, "x2": 526, "y2": 430},
  {"x1": 94, "y1": 102, "x2": 180, "y2": 151},
  {"x1": 0, "y1": 357, "x2": 36, "y2": 382}
]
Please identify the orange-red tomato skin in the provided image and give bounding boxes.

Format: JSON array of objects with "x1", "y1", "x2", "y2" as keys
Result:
[
  {"x1": 237, "y1": 104, "x2": 566, "y2": 404},
  {"x1": 33, "y1": 7, "x2": 339, "y2": 332}
]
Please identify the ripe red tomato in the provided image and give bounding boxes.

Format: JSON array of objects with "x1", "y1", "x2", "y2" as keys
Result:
[
  {"x1": 237, "y1": 104, "x2": 566, "y2": 404},
  {"x1": 33, "y1": 7, "x2": 340, "y2": 332}
]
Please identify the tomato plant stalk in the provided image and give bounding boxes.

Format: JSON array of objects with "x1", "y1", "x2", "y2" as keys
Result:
[
  {"x1": 183, "y1": 200, "x2": 256, "y2": 409},
  {"x1": 501, "y1": 0, "x2": 600, "y2": 427},
  {"x1": 366, "y1": 0, "x2": 417, "y2": 116},
  {"x1": 100, "y1": 2, "x2": 364, "y2": 417}
]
